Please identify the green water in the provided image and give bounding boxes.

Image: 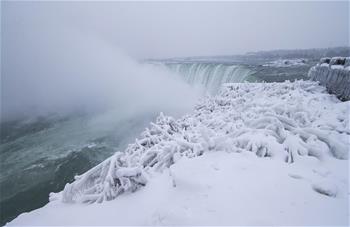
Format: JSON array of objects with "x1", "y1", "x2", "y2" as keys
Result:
[{"x1": 0, "y1": 112, "x2": 155, "y2": 225}]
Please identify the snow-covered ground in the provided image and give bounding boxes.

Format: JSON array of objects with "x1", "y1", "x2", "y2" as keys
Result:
[
  {"x1": 7, "y1": 81, "x2": 349, "y2": 226},
  {"x1": 8, "y1": 152, "x2": 348, "y2": 226},
  {"x1": 263, "y1": 58, "x2": 307, "y2": 67}
]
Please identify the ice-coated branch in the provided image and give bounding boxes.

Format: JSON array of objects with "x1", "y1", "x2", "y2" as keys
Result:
[{"x1": 51, "y1": 80, "x2": 349, "y2": 204}]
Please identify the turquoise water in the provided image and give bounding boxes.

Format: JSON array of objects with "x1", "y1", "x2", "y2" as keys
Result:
[{"x1": 0, "y1": 112, "x2": 155, "y2": 225}]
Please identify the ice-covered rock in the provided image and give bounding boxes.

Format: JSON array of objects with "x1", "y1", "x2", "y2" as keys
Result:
[
  {"x1": 49, "y1": 80, "x2": 349, "y2": 204},
  {"x1": 309, "y1": 57, "x2": 350, "y2": 100}
]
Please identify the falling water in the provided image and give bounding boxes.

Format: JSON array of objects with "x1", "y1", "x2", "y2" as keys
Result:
[{"x1": 152, "y1": 62, "x2": 258, "y2": 94}]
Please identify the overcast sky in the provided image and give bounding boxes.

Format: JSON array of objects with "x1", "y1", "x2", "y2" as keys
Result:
[
  {"x1": 2, "y1": 1, "x2": 349, "y2": 59},
  {"x1": 1, "y1": 1, "x2": 349, "y2": 121}
]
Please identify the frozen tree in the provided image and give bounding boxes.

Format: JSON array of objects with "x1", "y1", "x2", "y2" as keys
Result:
[{"x1": 51, "y1": 80, "x2": 349, "y2": 204}]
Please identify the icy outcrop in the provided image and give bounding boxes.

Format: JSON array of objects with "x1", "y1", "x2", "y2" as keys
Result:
[
  {"x1": 309, "y1": 57, "x2": 350, "y2": 101},
  {"x1": 50, "y1": 81, "x2": 349, "y2": 204}
]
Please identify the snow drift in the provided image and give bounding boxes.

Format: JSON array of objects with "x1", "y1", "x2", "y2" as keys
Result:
[
  {"x1": 8, "y1": 151, "x2": 349, "y2": 226},
  {"x1": 47, "y1": 80, "x2": 349, "y2": 204},
  {"x1": 309, "y1": 57, "x2": 350, "y2": 101}
]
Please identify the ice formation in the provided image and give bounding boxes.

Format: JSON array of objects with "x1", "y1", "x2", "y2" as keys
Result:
[
  {"x1": 50, "y1": 80, "x2": 349, "y2": 204},
  {"x1": 309, "y1": 57, "x2": 350, "y2": 100}
]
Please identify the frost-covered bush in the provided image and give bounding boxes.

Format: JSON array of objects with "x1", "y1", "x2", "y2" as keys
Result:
[{"x1": 51, "y1": 81, "x2": 349, "y2": 204}]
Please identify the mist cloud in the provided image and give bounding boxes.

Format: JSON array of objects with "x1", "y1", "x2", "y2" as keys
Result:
[{"x1": 1, "y1": 18, "x2": 199, "y2": 121}]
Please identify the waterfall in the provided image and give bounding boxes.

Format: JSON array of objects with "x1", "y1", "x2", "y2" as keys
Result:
[{"x1": 152, "y1": 62, "x2": 257, "y2": 94}]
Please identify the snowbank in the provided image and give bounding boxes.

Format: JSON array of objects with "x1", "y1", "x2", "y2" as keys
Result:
[
  {"x1": 7, "y1": 81, "x2": 349, "y2": 225},
  {"x1": 8, "y1": 152, "x2": 348, "y2": 226},
  {"x1": 309, "y1": 57, "x2": 350, "y2": 101}
]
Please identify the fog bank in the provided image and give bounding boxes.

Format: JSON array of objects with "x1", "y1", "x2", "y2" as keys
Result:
[{"x1": 1, "y1": 24, "x2": 199, "y2": 122}]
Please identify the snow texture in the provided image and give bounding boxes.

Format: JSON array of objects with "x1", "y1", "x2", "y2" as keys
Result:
[
  {"x1": 48, "y1": 80, "x2": 349, "y2": 205},
  {"x1": 8, "y1": 152, "x2": 349, "y2": 226},
  {"x1": 309, "y1": 57, "x2": 350, "y2": 101}
]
